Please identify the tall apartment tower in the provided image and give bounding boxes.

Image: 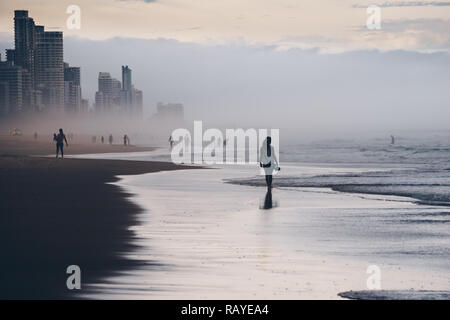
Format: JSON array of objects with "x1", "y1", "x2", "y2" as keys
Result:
[
  {"x1": 120, "y1": 65, "x2": 143, "y2": 117},
  {"x1": 122, "y1": 65, "x2": 132, "y2": 91},
  {"x1": 64, "y1": 62, "x2": 81, "y2": 113},
  {"x1": 13, "y1": 10, "x2": 36, "y2": 112},
  {"x1": 121, "y1": 65, "x2": 133, "y2": 110},
  {"x1": 34, "y1": 27, "x2": 64, "y2": 110},
  {"x1": 0, "y1": 56, "x2": 23, "y2": 115},
  {"x1": 95, "y1": 72, "x2": 121, "y2": 113},
  {"x1": 13, "y1": 10, "x2": 35, "y2": 80},
  {"x1": 1, "y1": 10, "x2": 81, "y2": 115}
]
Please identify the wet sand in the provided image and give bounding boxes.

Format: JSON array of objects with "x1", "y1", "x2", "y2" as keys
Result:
[
  {"x1": 83, "y1": 164, "x2": 450, "y2": 299},
  {"x1": 0, "y1": 135, "x2": 195, "y2": 299}
]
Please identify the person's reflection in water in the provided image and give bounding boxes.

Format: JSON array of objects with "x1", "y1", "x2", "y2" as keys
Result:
[{"x1": 263, "y1": 189, "x2": 273, "y2": 209}]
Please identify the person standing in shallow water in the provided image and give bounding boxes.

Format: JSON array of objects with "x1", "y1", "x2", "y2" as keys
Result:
[
  {"x1": 259, "y1": 136, "x2": 280, "y2": 190},
  {"x1": 55, "y1": 128, "x2": 68, "y2": 159}
]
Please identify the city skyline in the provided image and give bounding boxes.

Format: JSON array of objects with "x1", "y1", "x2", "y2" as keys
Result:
[
  {"x1": 0, "y1": 9, "x2": 144, "y2": 118},
  {"x1": 94, "y1": 65, "x2": 143, "y2": 117}
]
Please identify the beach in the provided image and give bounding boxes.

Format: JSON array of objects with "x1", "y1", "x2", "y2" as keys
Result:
[
  {"x1": 80, "y1": 164, "x2": 450, "y2": 299},
  {"x1": 0, "y1": 135, "x2": 194, "y2": 299},
  {"x1": 73, "y1": 139, "x2": 450, "y2": 300},
  {"x1": 1, "y1": 135, "x2": 449, "y2": 300}
]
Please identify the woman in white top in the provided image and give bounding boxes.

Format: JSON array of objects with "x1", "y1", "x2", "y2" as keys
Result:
[{"x1": 259, "y1": 136, "x2": 280, "y2": 189}]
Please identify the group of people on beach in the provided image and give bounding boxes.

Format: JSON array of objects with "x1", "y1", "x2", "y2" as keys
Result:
[
  {"x1": 91, "y1": 134, "x2": 130, "y2": 146},
  {"x1": 53, "y1": 128, "x2": 278, "y2": 197}
]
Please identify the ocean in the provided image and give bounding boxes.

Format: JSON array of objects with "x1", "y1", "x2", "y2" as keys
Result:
[{"x1": 74, "y1": 134, "x2": 450, "y2": 299}]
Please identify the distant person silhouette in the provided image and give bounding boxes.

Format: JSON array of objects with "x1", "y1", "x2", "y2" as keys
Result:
[
  {"x1": 55, "y1": 128, "x2": 68, "y2": 159},
  {"x1": 109, "y1": 134, "x2": 113, "y2": 145},
  {"x1": 34, "y1": 132, "x2": 38, "y2": 140},
  {"x1": 259, "y1": 136, "x2": 280, "y2": 190},
  {"x1": 391, "y1": 135, "x2": 395, "y2": 145},
  {"x1": 101, "y1": 136, "x2": 104, "y2": 144},
  {"x1": 168, "y1": 135, "x2": 173, "y2": 149},
  {"x1": 123, "y1": 134, "x2": 128, "y2": 146}
]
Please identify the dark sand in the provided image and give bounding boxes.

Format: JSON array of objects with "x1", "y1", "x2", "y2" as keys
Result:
[{"x1": 0, "y1": 135, "x2": 194, "y2": 299}]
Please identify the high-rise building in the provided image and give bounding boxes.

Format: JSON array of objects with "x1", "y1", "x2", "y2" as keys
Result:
[
  {"x1": 134, "y1": 89, "x2": 143, "y2": 117},
  {"x1": 156, "y1": 102, "x2": 184, "y2": 121},
  {"x1": 94, "y1": 66, "x2": 143, "y2": 117},
  {"x1": 121, "y1": 65, "x2": 133, "y2": 110},
  {"x1": 0, "y1": 60, "x2": 23, "y2": 114},
  {"x1": 120, "y1": 65, "x2": 143, "y2": 117},
  {"x1": 122, "y1": 65, "x2": 132, "y2": 91},
  {"x1": 0, "y1": 10, "x2": 82, "y2": 116},
  {"x1": 95, "y1": 72, "x2": 121, "y2": 113},
  {"x1": 0, "y1": 81, "x2": 10, "y2": 116},
  {"x1": 64, "y1": 62, "x2": 81, "y2": 113},
  {"x1": 13, "y1": 10, "x2": 35, "y2": 81},
  {"x1": 35, "y1": 28, "x2": 64, "y2": 110}
]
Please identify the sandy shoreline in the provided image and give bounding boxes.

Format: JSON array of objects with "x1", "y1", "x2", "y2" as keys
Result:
[
  {"x1": 1, "y1": 135, "x2": 448, "y2": 300},
  {"x1": 0, "y1": 135, "x2": 195, "y2": 299},
  {"x1": 84, "y1": 164, "x2": 449, "y2": 300}
]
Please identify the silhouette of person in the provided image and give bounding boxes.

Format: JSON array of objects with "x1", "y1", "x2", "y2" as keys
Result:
[
  {"x1": 109, "y1": 134, "x2": 113, "y2": 145},
  {"x1": 390, "y1": 135, "x2": 395, "y2": 145},
  {"x1": 259, "y1": 136, "x2": 280, "y2": 190},
  {"x1": 123, "y1": 134, "x2": 128, "y2": 146},
  {"x1": 34, "y1": 132, "x2": 38, "y2": 140},
  {"x1": 55, "y1": 128, "x2": 68, "y2": 159},
  {"x1": 101, "y1": 136, "x2": 104, "y2": 144},
  {"x1": 168, "y1": 135, "x2": 173, "y2": 149}
]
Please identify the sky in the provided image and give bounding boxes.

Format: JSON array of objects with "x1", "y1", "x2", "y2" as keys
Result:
[
  {"x1": 1, "y1": 0, "x2": 450, "y2": 52},
  {"x1": 0, "y1": 0, "x2": 449, "y2": 135}
]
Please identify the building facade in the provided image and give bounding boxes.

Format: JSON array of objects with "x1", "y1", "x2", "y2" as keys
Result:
[{"x1": 0, "y1": 10, "x2": 83, "y2": 116}]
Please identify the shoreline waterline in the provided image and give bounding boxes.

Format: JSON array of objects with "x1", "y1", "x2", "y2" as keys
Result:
[{"x1": 81, "y1": 160, "x2": 449, "y2": 299}]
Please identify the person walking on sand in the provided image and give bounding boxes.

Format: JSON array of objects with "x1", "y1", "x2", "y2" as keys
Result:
[
  {"x1": 101, "y1": 136, "x2": 104, "y2": 144},
  {"x1": 123, "y1": 134, "x2": 128, "y2": 146},
  {"x1": 55, "y1": 128, "x2": 68, "y2": 159},
  {"x1": 259, "y1": 136, "x2": 280, "y2": 190},
  {"x1": 109, "y1": 134, "x2": 113, "y2": 145},
  {"x1": 34, "y1": 132, "x2": 38, "y2": 140}
]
